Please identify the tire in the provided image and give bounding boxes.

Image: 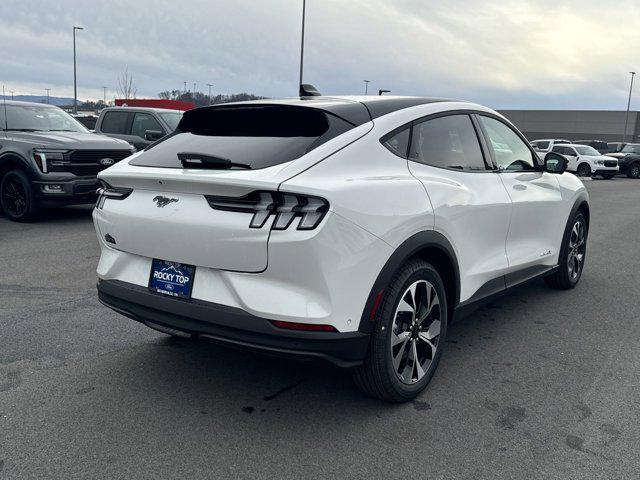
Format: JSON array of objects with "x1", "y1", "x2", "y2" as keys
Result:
[
  {"x1": 627, "y1": 162, "x2": 640, "y2": 179},
  {"x1": 353, "y1": 259, "x2": 448, "y2": 402},
  {"x1": 576, "y1": 163, "x2": 591, "y2": 177},
  {"x1": 0, "y1": 170, "x2": 39, "y2": 222},
  {"x1": 601, "y1": 174, "x2": 615, "y2": 180},
  {"x1": 545, "y1": 212, "x2": 587, "y2": 290}
]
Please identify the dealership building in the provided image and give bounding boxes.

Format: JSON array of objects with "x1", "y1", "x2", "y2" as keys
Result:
[{"x1": 498, "y1": 110, "x2": 640, "y2": 143}]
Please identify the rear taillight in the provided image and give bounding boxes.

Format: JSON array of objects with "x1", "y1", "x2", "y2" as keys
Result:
[
  {"x1": 205, "y1": 191, "x2": 329, "y2": 231},
  {"x1": 95, "y1": 180, "x2": 133, "y2": 209}
]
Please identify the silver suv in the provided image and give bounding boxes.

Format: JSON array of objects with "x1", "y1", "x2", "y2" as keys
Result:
[{"x1": 0, "y1": 100, "x2": 134, "y2": 221}]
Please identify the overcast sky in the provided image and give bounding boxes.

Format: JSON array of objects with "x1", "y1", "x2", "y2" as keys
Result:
[{"x1": 1, "y1": 0, "x2": 639, "y2": 109}]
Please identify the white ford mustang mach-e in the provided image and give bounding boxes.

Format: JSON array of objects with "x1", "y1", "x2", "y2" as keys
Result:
[{"x1": 94, "y1": 93, "x2": 589, "y2": 402}]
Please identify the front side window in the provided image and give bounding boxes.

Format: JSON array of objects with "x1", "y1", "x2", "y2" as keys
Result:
[
  {"x1": 574, "y1": 146, "x2": 600, "y2": 156},
  {"x1": 131, "y1": 112, "x2": 163, "y2": 138},
  {"x1": 409, "y1": 114, "x2": 486, "y2": 171},
  {"x1": 159, "y1": 112, "x2": 182, "y2": 131},
  {"x1": 479, "y1": 116, "x2": 536, "y2": 171},
  {"x1": 621, "y1": 144, "x2": 640, "y2": 154},
  {"x1": 0, "y1": 104, "x2": 87, "y2": 133},
  {"x1": 535, "y1": 141, "x2": 550, "y2": 150},
  {"x1": 100, "y1": 111, "x2": 130, "y2": 134}
]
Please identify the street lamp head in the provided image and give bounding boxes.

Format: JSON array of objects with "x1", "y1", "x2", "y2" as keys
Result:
[{"x1": 74, "y1": 26, "x2": 84, "y2": 31}]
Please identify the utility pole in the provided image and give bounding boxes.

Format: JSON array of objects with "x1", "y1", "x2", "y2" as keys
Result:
[
  {"x1": 207, "y1": 83, "x2": 214, "y2": 103},
  {"x1": 183, "y1": 81, "x2": 187, "y2": 95},
  {"x1": 73, "y1": 26, "x2": 83, "y2": 114},
  {"x1": 363, "y1": 80, "x2": 370, "y2": 95},
  {"x1": 623, "y1": 71, "x2": 636, "y2": 143},
  {"x1": 9, "y1": 90, "x2": 14, "y2": 100},
  {"x1": 45, "y1": 88, "x2": 51, "y2": 104},
  {"x1": 298, "y1": 0, "x2": 306, "y2": 94},
  {"x1": 102, "y1": 86, "x2": 107, "y2": 105}
]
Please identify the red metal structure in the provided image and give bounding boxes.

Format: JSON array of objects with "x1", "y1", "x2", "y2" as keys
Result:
[{"x1": 114, "y1": 98, "x2": 196, "y2": 111}]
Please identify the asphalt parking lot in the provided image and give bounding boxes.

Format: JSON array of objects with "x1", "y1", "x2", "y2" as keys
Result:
[{"x1": 1, "y1": 178, "x2": 639, "y2": 479}]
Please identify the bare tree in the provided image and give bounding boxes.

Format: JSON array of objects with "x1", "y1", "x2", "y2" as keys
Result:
[{"x1": 117, "y1": 67, "x2": 137, "y2": 99}]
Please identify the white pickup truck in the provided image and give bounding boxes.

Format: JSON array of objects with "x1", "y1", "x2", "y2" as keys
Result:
[
  {"x1": 550, "y1": 144, "x2": 618, "y2": 179},
  {"x1": 529, "y1": 139, "x2": 573, "y2": 160}
]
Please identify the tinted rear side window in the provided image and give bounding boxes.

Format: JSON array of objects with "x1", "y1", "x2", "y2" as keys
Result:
[
  {"x1": 101, "y1": 111, "x2": 130, "y2": 134},
  {"x1": 130, "y1": 105, "x2": 355, "y2": 170},
  {"x1": 409, "y1": 114, "x2": 487, "y2": 171},
  {"x1": 381, "y1": 127, "x2": 410, "y2": 157}
]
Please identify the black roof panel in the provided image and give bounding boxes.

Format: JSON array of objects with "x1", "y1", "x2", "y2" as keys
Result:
[{"x1": 182, "y1": 96, "x2": 457, "y2": 128}]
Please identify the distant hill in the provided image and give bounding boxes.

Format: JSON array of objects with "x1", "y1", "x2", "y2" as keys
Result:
[{"x1": 0, "y1": 95, "x2": 75, "y2": 106}]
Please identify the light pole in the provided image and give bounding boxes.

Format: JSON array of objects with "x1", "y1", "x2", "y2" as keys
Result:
[
  {"x1": 623, "y1": 71, "x2": 636, "y2": 143},
  {"x1": 206, "y1": 83, "x2": 214, "y2": 103},
  {"x1": 73, "y1": 26, "x2": 83, "y2": 114},
  {"x1": 183, "y1": 81, "x2": 187, "y2": 94},
  {"x1": 10, "y1": 90, "x2": 14, "y2": 100},
  {"x1": 363, "y1": 80, "x2": 370, "y2": 95},
  {"x1": 102, "y1": 86, "x2": 107, "y2": 105},
  {"x1": 298, "y1": 0, "x2": 306, "y2": 95},
  {"x1": 45, "y1": 88, "x2": 51, "y2": 104}
]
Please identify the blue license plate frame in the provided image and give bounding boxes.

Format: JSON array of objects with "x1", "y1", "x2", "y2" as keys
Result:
[{"x1": 148, "y1": 259, "x2": 195, "y2": 299}]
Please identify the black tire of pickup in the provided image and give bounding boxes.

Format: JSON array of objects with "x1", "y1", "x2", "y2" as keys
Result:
[{"x1": 0, "y1": 169, "x2": 39, "y2": 222}]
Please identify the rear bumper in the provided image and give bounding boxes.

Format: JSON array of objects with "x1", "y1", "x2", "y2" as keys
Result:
[{"x1": 97, "y1": 279, "x2": 370, "y2": 368}]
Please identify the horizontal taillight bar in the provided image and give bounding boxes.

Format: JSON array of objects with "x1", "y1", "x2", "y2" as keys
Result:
[
  {"x1": 95, "y1": 181, "x2": 133, "y2": 209},
  {"x1": 205, "y1": 191, "x2": 329, "y2": 230},
  {"x1": 270, "y1": 320, "x2": 337, "y2": 332}
]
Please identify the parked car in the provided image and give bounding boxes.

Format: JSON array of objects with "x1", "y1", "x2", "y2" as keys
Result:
[
  {"x1": 606, "y1": 143, "x2": 640, "y2": 178},
  {"x1": 574, "y1": 139, "x2": 615, "y2": 154},
  {"x1": 530, "y1": 139, "x2": 573, "y2": 159},
  {"x1": 551, "y1": 144, "x2": 618, "y2": 178},
  {"x1": 95, "y1": 107, "x2": 183, "y2": 150},
  {"x1": 0, "y1": 100, "x2": 134, "y2": 221},
  {"x1": 94, "y1": 95, "x2": 589, "y2": 402}
]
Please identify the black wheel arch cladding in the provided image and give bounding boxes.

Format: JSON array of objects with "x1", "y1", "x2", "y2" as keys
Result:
[{"x1": 358, "y1": 230, "x2": 459, "y2": 334}]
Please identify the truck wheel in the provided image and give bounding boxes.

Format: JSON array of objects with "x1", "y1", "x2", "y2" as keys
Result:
[
  {"x1": 627, "y1": 162, "x2": 640, "y2": 179},
  {"x1": 576, "y1": 163, "x2": 591, "y2": 177},
  {"x1": 352, "y1": 259, "x2": 447, "y2": 402},
  {"x1": 0, "y1": 170, "x2": 39, "y2": 222}
]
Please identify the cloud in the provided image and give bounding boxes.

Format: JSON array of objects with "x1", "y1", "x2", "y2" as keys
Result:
[{"x1": 0, "y1": 0, "x2": 638, "y2": 109}]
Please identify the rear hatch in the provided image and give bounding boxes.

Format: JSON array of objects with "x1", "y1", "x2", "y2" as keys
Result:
[{"x1": 95, "y1": 102, "x2": 371, "y2": 272}]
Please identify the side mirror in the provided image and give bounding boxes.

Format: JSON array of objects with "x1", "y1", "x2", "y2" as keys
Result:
[
  {"x1": 544, "y1": 152, "x2": 568, "y2": 174},
  {"x1": 145, "y1": 129, "x2": 164, "y2": 141}
]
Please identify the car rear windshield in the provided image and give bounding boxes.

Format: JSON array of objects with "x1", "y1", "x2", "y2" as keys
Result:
[{"x1": 129, "y1": 104, "x2": 356, "y2": 170}]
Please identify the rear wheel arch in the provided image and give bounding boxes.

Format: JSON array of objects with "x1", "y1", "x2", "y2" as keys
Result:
[{"x1": 358, "y1": 230, "x2": 460, "y2": 334}]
